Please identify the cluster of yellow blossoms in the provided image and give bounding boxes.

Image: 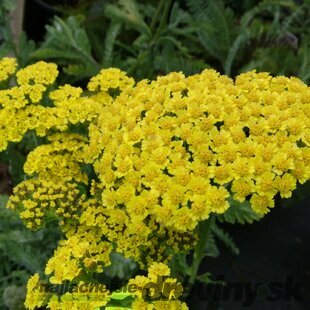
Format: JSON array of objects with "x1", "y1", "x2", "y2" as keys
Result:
[
  {"x1": 0, "y1": 58, "x2": 309, "y2": 309},
  {"x1": 25, "y1": 263, "x2": 186, "y2": 310},
  {"x1": 24, "y1": 273, "x2": 110, "y2": 310},
  {"x1": 128, "y1": 262, "x2": 188, "y2": 309}
]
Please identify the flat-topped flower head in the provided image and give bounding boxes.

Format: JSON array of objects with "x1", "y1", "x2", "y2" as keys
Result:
[
  {"x1": 0, "y1": 57, "x2": 17, "y2": 81},
  {"x1": 1, "y1": 59, "x2": 309, "y2": 309}
]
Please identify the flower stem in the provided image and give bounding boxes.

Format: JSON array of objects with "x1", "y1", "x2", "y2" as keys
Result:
[{"x1": 185, "y1": 215, "x2": 214, "y2": 297}]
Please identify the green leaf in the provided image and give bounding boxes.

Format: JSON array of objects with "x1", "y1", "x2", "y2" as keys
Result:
[
  {"x1": 109, "y1": 291, "x2": 133, "y2": 300},
  {"x1": 0, "y1": 195, "x2": 21, "y2": 231},
  {"x1": 218, "y1": 198, "x2": 262, "y2": 225},
  {"x1": 6, "y1": 148, "x2": 26, "y2": 185},
  {"x1": 103, "y1": 22, "x2": 122, "y2": 67},
  {"x1": 104, "y1": 252, "x2": 137, "y2": 280},
  {"x1": 298, "y1": 37, "x2": 310, "y2": 83},
  {"x1": 31, "y1": 16, "x2": 99, "y2": 79},
  {"x1": 31, "y1": 48, "x2": 85, "y2": 61},
  {"x1": 105, "y1": 293, "x2": 134, "y2": 309},
  {"x1": 0, "y1": 195, "x2": 8, "y2": 208},
  {"x1": 224, "y1": 31, "x2": 249, "y2": 75},
  {"x1": 241, "y1": 1, "x2": 278, "y2": 28},
  {"x1": 16, "y1": 31, "x2": 36, "y2": 67},
  {"x1": 212, "y1": 224, "x2": 240, "y2": 255},
  {"x1": 105, "y1": 0, "x2": 151, "y2": 38},
  {"x1": 187, "y1": 0, "x2": 238, "y2": 64},
  {"x1": 186, "y1": 0, "x2": 209, "y2": 18},
  {"x1": 169, "y1": 2, "x2": 191, "y2": 29},
  {"x1": 196, "y1": 272, "x2": 225, "y2": 285},
  {"x1": 205, "y1": 231, "x2": 219, "y2": 258},
  {"x1": 170, "y1": 253, "x2": 190, "y2": 278},
  {"x1": 155, "y1": 43, "x2": 208, "y2": 75},
  {"x1": 196, "y1": 272, "x2": 212, "y2": 284}
]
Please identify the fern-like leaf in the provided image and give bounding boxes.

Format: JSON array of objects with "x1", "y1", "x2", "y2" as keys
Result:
[
  {"x1": 155, "y1": 43, "x2": 208, "y2": 75},
  {"x1": 105, "y1": 0, "x2": 151, "y2": 38},
  {"x1": 187, "y1": 0, "x2": 238, "y2": 64},
  {"x1": 31, "y1": 16, "x2": 99, "y2": 79},
  {"x1": 298, "y1": 37, "x2": 310, "y2": 83},
  {"x1": 224, "y1": 31, "x2": 249, "y2": 75},
  {"x1": 103, "y1": 22, "x2": 122, "y2": 67},
  {"x1": 212, "y1": 223, "x2": 240, "y2": 255},
  {"x1": 186, "y1": 0, "x2": 209, "y2": 20},
  {"x1": 218, "y1": 198, "x2": 262, "y2": 225},
  {"x1": 31, "y1": 48, "x2": 85, "y2": 61},
  {"x1": 169, "y1": 2, "x2": 192, "y2": 30},
  {"x1": 205, "y1": 231, "x2": 220, "y2": 258},
  {"x1": 241, "y1": 0, "x2": 279, "y2": 28}
]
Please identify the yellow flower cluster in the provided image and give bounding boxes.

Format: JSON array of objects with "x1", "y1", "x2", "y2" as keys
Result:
[
  {"x1": 1, "y1": 59, "x2": 309, "y2": 309},
  {"x1": 129, "y1": 262, "x2": 188, "y2": 310},
  {"x1": 0, "y1": 62, "x2": 103, "y2": 150},
  {"x1": 7, "y1": 176, "x2": 83, "y2": 230},
  {"x1": 84, "y1": 68, "x2": 309, "y2": 226},
  {"x1": 24, "y1": 273, "x2": 110, "y2": 310},
  {"x1": 45, "y1": 227, "x2": 113, "y2": 284},
  {"x1": 0, "y1": 57, "x2": 17, "y2": 81},
  {"x1": 24, "y1": 263, "x2": 186, "y2": 310}
]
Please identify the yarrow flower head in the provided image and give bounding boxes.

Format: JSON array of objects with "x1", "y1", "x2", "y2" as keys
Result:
[
  {"x1": 0, "y1": 59, "x2": 309, "y2": 310},
  {"x1": 0, "y1": 57, "x2": 17, "y2": 81}
]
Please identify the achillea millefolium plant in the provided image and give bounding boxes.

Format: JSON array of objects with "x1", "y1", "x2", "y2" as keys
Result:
[{"x1": 0, "y1": 57, "x2": 309, "y2": 309}]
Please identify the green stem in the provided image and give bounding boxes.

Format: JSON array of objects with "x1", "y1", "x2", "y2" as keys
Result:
[
  {"x1": 185, "y1": 215, "x2": 214, "y2": 297},
  {"x1": 152, "y1": 0, "x2": 173, "y2": 44},
  {"x1": 150, "y1": 0, "x2": 165, "y2": 33},
  {"x1": 127, "y1": 50, "x2": 149, "y2": 76},
  {"x1": 129, "y1": 0, "x2": 172, "y2": 77},
  {"x1": 32, "y1": 131, "x2": 38, "y2": 147}
]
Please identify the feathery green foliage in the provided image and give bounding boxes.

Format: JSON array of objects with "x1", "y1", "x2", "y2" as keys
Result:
[{"x1": 218, "y1": 199, "x2": 262, "y2": 225}]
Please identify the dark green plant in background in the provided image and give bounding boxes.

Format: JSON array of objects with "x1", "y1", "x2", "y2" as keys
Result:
[
  {"x1": 20, "y1": 0, "x2": 310, "y2": 83},
  {"x1": 0, "y1": 0, "x2": 309, "y2": 309},
  {"x1": 2, "y1": 1, "x2": 310, "y2": 82},
  {"x1": 0, "y1": 0, "x2": 16, "y2": 57}
]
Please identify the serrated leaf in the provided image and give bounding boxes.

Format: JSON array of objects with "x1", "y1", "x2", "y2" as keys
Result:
[
  {"x1": 17, "y1": 31, "x2": 36, "y2": 67},
  {"x1": 212, "y1": 224, "x2": 240, "y2": 255},
  {"x1": 31, "y1": 48, "x2": 85, "y2": 61},
  {"x1": 188, "y1": 0, "x2": 238, "y2": 64},
  {"x1": 224, "y1": 31, "x2": 249, "y2": 75},
  {"x1": 31, "y1": 16, "x2": 99, "y2": 79},
  {"x1": 205, "y1": 231, "x2": 219, "y2": 258},
  {"x1": 105, "y1": 0, "x2": 151, "y2": 38},
  {"x1": 155, "y1": 43, "x2": 208, "y2": 75},
  {"x1": 103, "y1": 22, "x2": 122, "y2": 67},
  {"x1": 218, "y1": 198, "x2": 262, "y2": 225},
  {"x1": 169, "y1": 2, "x2": 191, "y2": 29},
  {"x1": 170, "y1": 253, "x2": 190, "y2": 278}
]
